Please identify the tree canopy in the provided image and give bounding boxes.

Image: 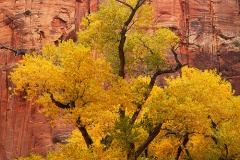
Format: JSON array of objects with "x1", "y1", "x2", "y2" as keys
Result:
[{"x1": 10, "y1": 0, "x2": 240, "y2": 159}]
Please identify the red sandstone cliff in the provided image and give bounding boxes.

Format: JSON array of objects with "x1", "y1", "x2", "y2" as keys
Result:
[{"x1": 0, "y1": 0, "x2": 239, "y2": 159}]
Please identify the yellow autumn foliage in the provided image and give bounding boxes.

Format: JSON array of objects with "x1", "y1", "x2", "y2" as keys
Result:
[
  {"x1": 10, "y1": 40, "x2": 115, "y2": 127},
  {"x1": 10, "y1": 0, "x2": 240, "y2": 159},
  {"x1": 78, "y1": 0, "x2": 179, "y2": 75}
]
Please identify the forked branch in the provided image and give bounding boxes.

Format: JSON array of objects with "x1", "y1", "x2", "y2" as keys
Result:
[
  {"x1": 131, "y1": 45, "x2": 186, "y2": 125},
  {"x1": 149, "y1": 45, "x2": 187, "y2": 90},
  {"x1": 117, "y1": 0, "x2": 147, "y2": 78},
  {"x1": 48, "y1": 92, "x2": 93, "y2": 147}
]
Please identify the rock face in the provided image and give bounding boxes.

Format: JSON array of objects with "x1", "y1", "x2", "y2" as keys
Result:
[
  {"x1": 0, "y1": 0, "x2": 239, "y2": 159},
  {"x1": 0, "y1": 1, "x2": 89, "y2": 159}
]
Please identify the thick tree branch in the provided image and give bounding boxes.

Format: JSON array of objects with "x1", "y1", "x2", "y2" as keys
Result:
[
  {"x1": 48, "y1": 92, "x2": 93, "y2": 147},
  {"x1": 117, "y1": 0, "x2": 147, "y2": 128},
  {"x1": 133, "y1": 123, "x2": 162, "y2": 159},
  {"x1": 136, "y1": 0, "x2": 147, "y2": 8},
  {"x1": 130, "y1": 104, "x2": 142, "y2": 125},
  {"x1": 48, "y1": 92, "x2": 74, "y2": 109},
  {"x1": 171, "y1": 46, "x2": 181, "y2": 65},
  {"x1": 149, "y1": 45, "x2": 187, "y2": 90},
  {"x1": 131, "y1": 42, "x2": 186, "y2": 125},
  {"x1": 76, "y1": 116, "x2": 93, "y2": 148},
  {"x1": 0, "y1": 43, "x2": 26, "y2": 56},
  {"x1": 224, "y1": 144, "x2": 229, "y2": 158},
  {"x1": 117, "y1": 0, "x2": 147, "y2": 78},
  {"x1": 127, "y1": 142, "x2": 135, "y2": 160}
]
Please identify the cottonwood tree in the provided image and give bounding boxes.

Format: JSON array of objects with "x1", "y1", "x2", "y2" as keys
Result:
[{"x1": 10, "y1": 0, "x2": 240, "y2": 159}]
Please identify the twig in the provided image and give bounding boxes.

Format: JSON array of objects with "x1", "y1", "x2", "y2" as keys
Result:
[
  {"x1": 0, "y1": 43, "x2": 26, "y2": 56},
  {"x1": 116, "y1": 0, "x2": 134, "y2": 10}
]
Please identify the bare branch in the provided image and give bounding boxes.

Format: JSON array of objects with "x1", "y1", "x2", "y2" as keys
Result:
[
  {"x1": 130, "y1": 104, "x2": 142, "y2": 125},
  {"x1": 0, "y1": 43, "x2": 26, "y2": 56},
  {"x1": 171, "y1": 33, "x2": 196, "y2": 51}
]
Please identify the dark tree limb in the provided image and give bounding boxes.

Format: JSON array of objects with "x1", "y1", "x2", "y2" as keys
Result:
[
  {"x1": 100, "y1": 134, "x2": 113, "y2": 150},
  {"x1": 87, "y1": 0, "x2": 91, "y2": 15},
  {"x1": 149, "y1": 45, "x2": 187, "y2": 90},
  {"x1": 117, "y1": 0, "x2": 147, "y2": 78},
  {"x1": 133, "y1": 123, "x2": 163, "y2": 159},
  {"x1": 171, "y1": 46, "x2": 181, "y2": 65},
  {"x1": 130, "y1": 104, "x2": 142, "y2": 125},
  {"x1": 117, "y1": 0, "x2": 147, "y2": 131},
  {"x1": 119, "y1": 107, "x2": 125, "y2": 119},
  {"x1": 127, "y1": 142, "x2": 135, "y2": 160},
  {"x1": 175, "y1": 133, "x2": 191, "y2": 160},
  {"x1": 0, "y1": 43, "x2": 26, "y2": 56},
  {"x1": 48, "y1": 92, "x2": 74, "y2": 109},
  {"x1": 76, "y1": 116, "x2": 93, "y2": 148},
  {"x1": 131, "y1": 39, "x2": 187, "y2": 126},
  {"x1": 224, "y1": 144, "x2": 229, "y2": 158},
  {"x1": 48, "y1": 92, "x2": 93, "y2": 148}
]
